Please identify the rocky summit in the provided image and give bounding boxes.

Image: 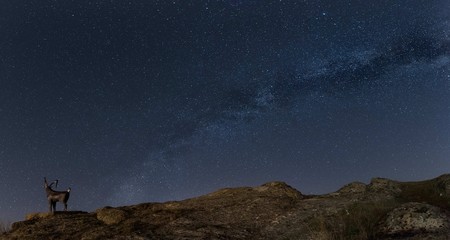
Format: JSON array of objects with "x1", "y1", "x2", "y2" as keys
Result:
[{"x1": 2, "y1": 175, "x2": 450, "y2": 240}]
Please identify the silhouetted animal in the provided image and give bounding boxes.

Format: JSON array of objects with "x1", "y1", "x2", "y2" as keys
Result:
[{"x1": 44, "y1": 177, "x2": 71, "y2": 213}]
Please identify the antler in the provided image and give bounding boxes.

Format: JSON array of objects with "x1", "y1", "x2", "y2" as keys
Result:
[{"x1": 44, "y1": 177, "x2": 59, "y2": 188}]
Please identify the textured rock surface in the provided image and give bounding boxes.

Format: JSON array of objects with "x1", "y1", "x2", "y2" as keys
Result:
[
  {"x1": 368, "y1": 177, "x2": 402, "y2": 196},
  {"x1": 337, "y1": 181, "x2": 367, "y2": 194},
  {"x1": 437, "y1": 174, "x2": 450, "y2": 195},
  {"x1": 2, "y1": 175, "x2": 450, "y2": 240},
  {"x1": 96, "y1": 207, "x2": 129, "y2": 225},
  {"x1": 378, "y1": 202, "x2": 450, "y2": 239}
]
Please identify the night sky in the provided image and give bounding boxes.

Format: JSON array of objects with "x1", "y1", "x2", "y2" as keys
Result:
[{"x1": 1, "y1": 0, "x2": 449, "y2": 222}]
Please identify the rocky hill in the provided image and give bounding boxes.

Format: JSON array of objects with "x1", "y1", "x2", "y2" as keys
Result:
[{"x1": 2, "y1": 175, "x2": 450, "y2": 240}]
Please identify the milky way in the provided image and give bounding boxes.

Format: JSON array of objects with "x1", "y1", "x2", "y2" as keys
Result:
[{"x1": 0, "y1": 0, "x2": 449, "y2": 222}]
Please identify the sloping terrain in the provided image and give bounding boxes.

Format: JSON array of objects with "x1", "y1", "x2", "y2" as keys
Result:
[{"x1": 2, "y1": 175, "x2": 450, "y2": 240}]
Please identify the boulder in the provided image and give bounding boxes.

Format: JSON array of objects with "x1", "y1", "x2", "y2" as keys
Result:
[{"x1": 378, "y1": 202, "x2": 450, "y2": 239}]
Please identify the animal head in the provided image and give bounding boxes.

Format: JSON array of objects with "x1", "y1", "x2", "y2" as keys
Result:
[{"x1": 44, "y1": 177, "x2": 59, "y2": 189}]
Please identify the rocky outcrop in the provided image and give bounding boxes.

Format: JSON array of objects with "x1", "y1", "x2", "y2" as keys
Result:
[
  {"x1": 2, "y1": 175, "x2": 450, "y2": 240},
  {"x1": 337, "y1": 181, "x2": 367, "y2": 194},
  {"x1": 368, "y1": 177, "x2": 402, "y2": 196},
  {"x1": 436, "y1": 174, "x2": 450, "y2": 195},
  {"x1": 377, "y1": 202, "x2": 450, "y2": 240}
]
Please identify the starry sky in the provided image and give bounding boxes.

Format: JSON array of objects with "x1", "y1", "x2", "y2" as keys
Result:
[{"x1": 1, "y1": 0, "x2": 449, "y2": 222}]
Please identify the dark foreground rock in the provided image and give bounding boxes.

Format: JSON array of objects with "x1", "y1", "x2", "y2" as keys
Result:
[
  {"x1": 377, "y1": 202, "x2": 450, "y2": 240},
  {"x1": 2, "y1": 175, "x2": 450, "y2": 240}
]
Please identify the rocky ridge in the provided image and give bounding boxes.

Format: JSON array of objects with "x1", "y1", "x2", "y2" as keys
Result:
[{"x1": 2, "y1": 175, "x2": 450, "y2": 240}]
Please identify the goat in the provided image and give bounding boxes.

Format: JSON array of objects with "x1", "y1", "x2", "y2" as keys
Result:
[{"x1": 44, "y1": 177, "x2": 71, "y2": 213}]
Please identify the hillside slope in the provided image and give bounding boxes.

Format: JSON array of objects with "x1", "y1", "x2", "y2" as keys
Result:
[{"x1": 2, "y1": 175, "x2": 450, "y2": 239}]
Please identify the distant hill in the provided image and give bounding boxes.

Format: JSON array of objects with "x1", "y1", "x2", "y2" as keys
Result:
[{"x1": 2, "y1": 175, "x2": 450, "y2": 240}]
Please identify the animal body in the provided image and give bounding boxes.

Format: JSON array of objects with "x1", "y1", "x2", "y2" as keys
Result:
[{"x1": 44, "y1": 177, "x2": 71, "y2": 213}]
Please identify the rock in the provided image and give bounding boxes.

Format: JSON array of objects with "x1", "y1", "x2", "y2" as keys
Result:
[
  {"x1": 3, "y1": 175, "x2": 450, "y2": 240},
  {"x1": 377, "y1": 202, "x2": 450, "y2": 239},
  {"x1": 368, "y1": 177, "x2": 402, "y2": 196},
  {"x1": 96, "y1": 207, "x2": 128, "y2": 225},
  {"x1": 256, "y1": 181, "x2": 303, "y2": 199},
  {"x1": 436, "y1": 174, "x2": 450, "y2": 195},
  {"x1": 25, "y1": 212, "x2": 53, "y2": 221},
  {"x1": 337, "y1": 181, "x2": 367, "y2": 194}
]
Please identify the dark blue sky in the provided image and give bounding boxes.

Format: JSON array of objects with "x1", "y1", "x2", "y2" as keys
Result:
[{"x1": 1, "y1": 0, "x2": 449, "y2": 222}]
